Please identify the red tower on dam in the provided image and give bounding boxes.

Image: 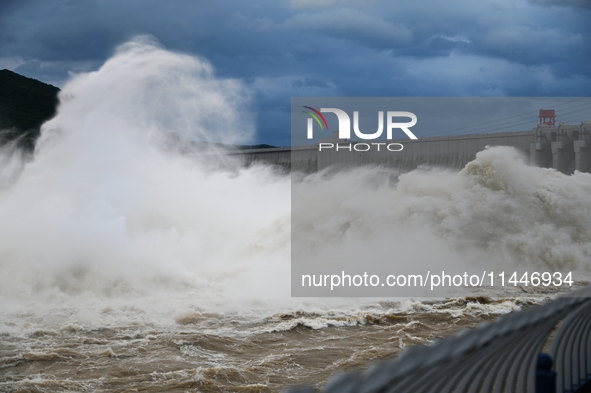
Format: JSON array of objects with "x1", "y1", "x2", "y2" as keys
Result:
[{"x1": 539, "y1": 109, "x2": 556, "y2": 127}]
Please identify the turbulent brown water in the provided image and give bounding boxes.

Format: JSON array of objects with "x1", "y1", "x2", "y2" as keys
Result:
[
  {"x1": 1, "y1": 37, "x2": 591, "y2": 392},
  {"x1": 0, "y1": 296, "x2": 553, "y2": 392}
]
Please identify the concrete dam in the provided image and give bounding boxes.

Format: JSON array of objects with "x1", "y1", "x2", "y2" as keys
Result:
[{"x1": 230, "y1": 121, "x2": 591, "y2": 174}]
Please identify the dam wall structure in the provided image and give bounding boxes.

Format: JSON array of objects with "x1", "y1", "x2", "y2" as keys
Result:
[
  {"x1": 228, "y1": 145, "x2": 317, "y2": 172},
  {"x1": 316, "y1": 130, "x2": 534, "y2": 172},
  {"x1": 531, "y1": 122, "x2": 591, "y2": 174},
  {"x1": 233, "y1": 121, "x2": 591, "y2": 174}
]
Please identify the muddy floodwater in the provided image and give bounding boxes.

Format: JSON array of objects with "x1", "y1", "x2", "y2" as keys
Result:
[{"x1": 1, "y1": 296, "x2": 553, "y2": 392}]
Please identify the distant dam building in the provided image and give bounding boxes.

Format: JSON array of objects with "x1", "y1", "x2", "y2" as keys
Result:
[{"x1": 231, "y1": 110, "x2": 591, "y2": 175}]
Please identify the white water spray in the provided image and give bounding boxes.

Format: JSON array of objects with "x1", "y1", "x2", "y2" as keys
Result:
[
  {"x1": 0, "y1": 37, "x2": 590, "y2": 328},
  {"x1": 0, "y1": 36, "x2": 291, "y2": 315}
]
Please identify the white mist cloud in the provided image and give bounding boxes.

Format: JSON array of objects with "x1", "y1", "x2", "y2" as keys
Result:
[
  {"x1": 293, "y1": 147, "x2": 591, "y2": 286},
  {"x1": 0, "y1": 37, "x2": 291, "y2": 314}
]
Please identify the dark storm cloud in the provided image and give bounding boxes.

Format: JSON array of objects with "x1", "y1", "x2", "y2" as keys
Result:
[
  {"x1": 1, "y1": 0, "x2": 590, "y2": 145},
  {"x1": 281, "y1": 8, "x2": 412, "y2": 48},
  {"x1": 292, "y1": 77, "x2": 330, "y2": 90}
]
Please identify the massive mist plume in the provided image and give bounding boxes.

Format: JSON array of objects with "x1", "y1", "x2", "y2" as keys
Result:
[{"x1": 0, "y1": 37, "x2": 590, "y2": 326}]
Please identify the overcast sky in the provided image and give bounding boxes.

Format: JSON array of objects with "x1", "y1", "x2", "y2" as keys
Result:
[{"x1": 1, "y1": 0, "x2": 590, "y2": 145}]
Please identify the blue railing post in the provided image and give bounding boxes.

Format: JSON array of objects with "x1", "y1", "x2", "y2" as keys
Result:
[{"x1": 537, "y1": 353, "x2": 556, "y2": 393}]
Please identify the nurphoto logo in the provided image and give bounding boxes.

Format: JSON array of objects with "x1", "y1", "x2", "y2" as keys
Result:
[{"x1": 303, "y1": 106, "x2": 418, "y2": 140}]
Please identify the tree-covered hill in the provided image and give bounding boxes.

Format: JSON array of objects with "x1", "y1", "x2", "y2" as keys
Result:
[{"x1": 0, "y1": 69, "x2": 60, "y2": 151}]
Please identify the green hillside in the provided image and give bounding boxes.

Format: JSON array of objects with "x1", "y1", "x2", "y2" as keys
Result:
[{"x1": 0, "y1": 69, "x2": 60, "y2": 151}]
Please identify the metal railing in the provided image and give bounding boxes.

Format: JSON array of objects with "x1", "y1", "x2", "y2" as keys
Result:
[{"x1": 285, "y1": 287, "x2": 591, "y2": 393}]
